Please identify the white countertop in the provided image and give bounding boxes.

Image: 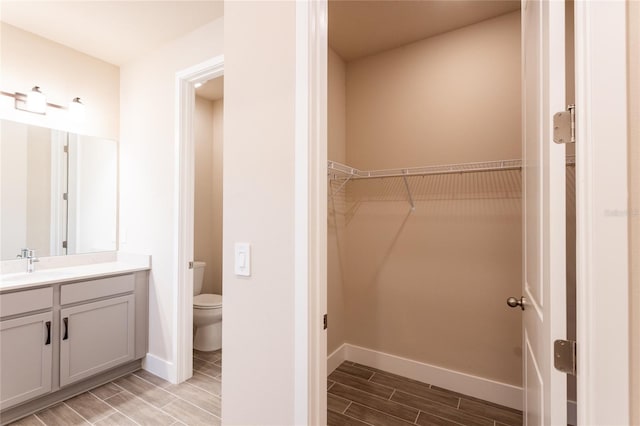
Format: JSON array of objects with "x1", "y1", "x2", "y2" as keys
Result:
[{"x1": 0, "y1": 252, "x2": 151, "y2": 292}]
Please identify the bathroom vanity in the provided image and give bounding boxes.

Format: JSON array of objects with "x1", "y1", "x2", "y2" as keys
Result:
[{"x1": 0, "y1": 253, "x2": 150, "y2": 425}]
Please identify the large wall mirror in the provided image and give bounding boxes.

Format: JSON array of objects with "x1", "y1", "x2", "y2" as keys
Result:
[{"x1": 1, "y1": 119, "x2": 117, "y2": 260}]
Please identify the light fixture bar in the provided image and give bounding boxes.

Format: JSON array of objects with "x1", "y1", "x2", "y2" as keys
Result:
[{"x1": 1, "y1": 88, "x2": 84, "y2": 117}]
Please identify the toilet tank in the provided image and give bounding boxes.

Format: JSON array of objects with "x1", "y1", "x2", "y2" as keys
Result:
[{"x1": 193, "y1": 261, "x2": 206, "y2": 296}]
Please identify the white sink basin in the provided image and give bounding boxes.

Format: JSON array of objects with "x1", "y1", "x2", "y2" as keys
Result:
[{"x1": 1, "y1": 268, "x2": 72, "y2": 286}]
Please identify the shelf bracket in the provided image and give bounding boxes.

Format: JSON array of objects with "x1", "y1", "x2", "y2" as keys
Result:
[
  {"x1": 401, "y1": 173, "x2": 415, "y2": 211},
  {"x1": 329, "y1": 174, "x2": 352, "y2": 200}
]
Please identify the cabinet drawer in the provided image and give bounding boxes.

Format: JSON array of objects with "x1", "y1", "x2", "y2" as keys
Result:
[
  {"x1": 0, "y1": 287, "x2": 53, "y2": 318},
  {"x1": 61, "y1": 274, "x2": 134, "y2": 305}
]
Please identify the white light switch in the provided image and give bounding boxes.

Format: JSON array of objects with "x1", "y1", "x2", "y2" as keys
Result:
[{"x1": 234, "y1": 243, "x2": 251, "y2": 276}]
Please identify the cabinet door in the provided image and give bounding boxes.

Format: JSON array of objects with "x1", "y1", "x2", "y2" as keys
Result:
[
  {"x1": 0, "y1": 312, "x2": 53, "y2": 410},
  {"x1": 60, "y1": 294, "x2": 134, "y2": 387}
]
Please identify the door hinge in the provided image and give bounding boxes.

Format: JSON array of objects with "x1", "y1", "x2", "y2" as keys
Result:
[
  {"x1": 62, "y1": 240, "x2": 67, "y2": 249},
  {"x1": 63, "y1": 145, "x2": 69, "y2": 153},
  {"x1": 554, "y1": 339, "x2": 576, "y2": 375},
  {"x1": 63, "y1": 192, "x2": 68, "y2": 201},
  {"x1": 553, "y1": 104, "x2": 576, "y2": 144},
  {"x1": 323, "y1": 314, "x2": 328, "y2": 330}
]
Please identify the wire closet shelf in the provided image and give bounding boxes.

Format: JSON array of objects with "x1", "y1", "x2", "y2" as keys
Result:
[
  {"x1": 328, "y1": 155, "x2": 575, "y2": 180},
  {"x1": 327, "y1": 156, "x2": 576, "y2": 210}
]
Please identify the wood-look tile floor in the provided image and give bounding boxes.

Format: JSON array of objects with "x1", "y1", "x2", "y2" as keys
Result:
[
  {"x1": 10, "y1": 350, "x2": 222, "y2": 426},
  {"x1": 327, "y1": 362, "x2": 522, "y2": 426},
  {"x1": 11, "y1": 355, "x2": 521, "y2": 426}
]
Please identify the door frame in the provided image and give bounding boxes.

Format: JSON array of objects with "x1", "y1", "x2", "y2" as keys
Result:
[
  {"x1": 296, "y1": 0, "x2": 328, "y2": 424},
  {"x1": 574, "y1": 1, "x2": 629, "y2": 424},
  {"x1": 174, "y1": 55, "x2": 224, "y2": 384}
]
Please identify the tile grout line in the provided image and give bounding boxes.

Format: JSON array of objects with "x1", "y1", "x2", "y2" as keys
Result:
[
  {"x1": 342, "y1": 401, "x2": 352, "y2": 414},
  {"x1": 32, "y1": 414, "x2": 47, "y2": 426},
  {"x1": 331, "y1": 372, "x2": 396, "y2": 394},
  {"x1": 61, "y1": 401, "x2": 93, "y2": 425},
  {"x1": 162, "y1": 383, "x2": 222, "y2": 418},
  {"x1": 136, "y1": 367, "x2": 223, "y2": 419},
  {"x1": 413, "y1": 410, "x2": 421, "y2": 424},
  {"x1": 98, "y1": 392, "x2": 144, "y2": 426},
  {"x1": 106, "y1": 389, "x2": 183, "y2": 426},
  {"x1": 189, "y1": 368, "x2": 221, "y2": 382},
  {"x1": 182, "y1": 377, "x2": 223, "y2": 398},
  {"x1": 329, "y1": 382, "x2": 402, "y2": 406},
  {"x1": 339, "y1": 409, "x2": 376, "y2": 426},
  {"x1": 388, "y1": 388, "x2": 396, "y2": 401},
  {"x1": 348, "y1": 400, "x2": 421, "y2": 426},
  {"x1": 457, "y1": 398, "x2": 461, "y2": 409}
]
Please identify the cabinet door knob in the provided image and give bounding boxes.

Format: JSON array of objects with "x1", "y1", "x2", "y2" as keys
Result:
[
  {"x1": 45, "y1": 321, "x2": 51, "y2": 345},
  {"x1": 63, "y1": 317, "x2": 69, "y2": 340}
]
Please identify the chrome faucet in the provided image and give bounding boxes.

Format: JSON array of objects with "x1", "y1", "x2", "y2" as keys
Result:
[{"x1": 25, "y1": 249, "x2": 39, "y2": 273}]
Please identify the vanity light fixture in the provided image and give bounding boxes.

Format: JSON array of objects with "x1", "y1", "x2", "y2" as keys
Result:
[
  {"x1": 12, "y1": 86, "x2": 48, "y2": 114},
  {"x1": 69, "y1": 97, "x2": 85, "y2": 121},
  {"x1": 1, "y1": 86, "x2": 86, "y2": 120}
]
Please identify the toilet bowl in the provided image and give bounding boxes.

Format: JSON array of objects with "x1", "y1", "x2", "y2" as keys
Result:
[{"x1": 193, "y1": 261, "x2": 222, "y2": 351}]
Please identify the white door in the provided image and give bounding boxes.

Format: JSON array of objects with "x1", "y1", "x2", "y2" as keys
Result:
[{"x1": 521, "y1": 0, "x2": 567, "y2": 424}]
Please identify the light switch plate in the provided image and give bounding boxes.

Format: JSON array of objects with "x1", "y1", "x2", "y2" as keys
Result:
[{"x1": 234, "y1": 243, "x2": 251, "y2": 276}]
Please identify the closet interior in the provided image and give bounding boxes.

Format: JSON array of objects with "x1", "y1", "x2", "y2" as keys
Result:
[{"x1": 326, "y1": 2, "x2": 577, "y2": 423}]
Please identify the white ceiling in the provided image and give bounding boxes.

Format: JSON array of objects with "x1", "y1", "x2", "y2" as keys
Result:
[
  {"x1": 1, "y1": 1, "x2": 224, "y2": 66},
  {"x1": 329, "y1": 0, "x2": 521, "y2": 61},
  {"x1": 196, "y1": 76, "x2": 224, "y2": 102}
]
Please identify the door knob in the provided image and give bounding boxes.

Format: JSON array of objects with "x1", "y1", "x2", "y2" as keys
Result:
[{"x1": 507, "y1": 296, "x2": 525, "y2": 310}]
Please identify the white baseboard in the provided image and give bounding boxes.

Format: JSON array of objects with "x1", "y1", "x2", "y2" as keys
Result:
[
  {"x1": 142, "y1": 353, "x2": 174, "y2": 383},
  {"x1": 568, "y1": 400, "x2": 577, "y2": 425},
  {"x1": 337, "y1": 344, "x2": 522, "y2": 411},
  {"x1": 327, "y1": 343, "x2": 347, "y2": 374}
]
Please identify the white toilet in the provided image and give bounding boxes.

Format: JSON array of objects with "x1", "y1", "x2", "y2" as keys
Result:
[{"x1": 193, "y1": 261, "x2": 222, "y2": 351}]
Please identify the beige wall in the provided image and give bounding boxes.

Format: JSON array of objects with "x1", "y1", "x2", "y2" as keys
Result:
[
  {"x1": 339, "y1": 11, "x2": 523, "y2": 386},
  {"x1": 0, "y1": 23, "x2": 119, "y2": 139},
  {"x1": 345, "y1": 12, "x2": 521, "y2": 169},
  {"x1": 327, "y1": 47, "x2": 347, "y2": 354},
  {"x1": 628, "y1": 0, "x2": 639, "y2": 423},
  {"x1": 211, "y1": 99, "x2": 223, "y2": 295},
  {"x1": 194, "y1": 95, "x2": 223, "y2": 296},
  {"x1": 222, "y1": 1, "x2": 298, "y2": 423}
]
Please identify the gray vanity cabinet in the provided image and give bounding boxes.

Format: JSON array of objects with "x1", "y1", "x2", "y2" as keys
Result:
[
  {"x1": 59, "y1": 294, "x2": 135, "y2": 387},
  {"x1": 0, "y1": 286, "x2": 54, "y2": 411},
  {"x1": 0, "y1": 271, "x2": 148, "y2": 423}
]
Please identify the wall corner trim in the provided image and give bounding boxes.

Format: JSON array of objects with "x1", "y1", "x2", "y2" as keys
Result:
[{"x1": 333, "y1": 344, "x2": 523, "y2": 411}]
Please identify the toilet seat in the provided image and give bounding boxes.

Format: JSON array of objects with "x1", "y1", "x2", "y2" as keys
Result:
[{"x1": 193, "y1": 294, "x2": 222, "y2": 309}]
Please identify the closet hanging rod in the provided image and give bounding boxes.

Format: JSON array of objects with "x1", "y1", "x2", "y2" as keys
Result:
[{"x1": 328, "y1": 155, "x2": 575, "y2": 180}]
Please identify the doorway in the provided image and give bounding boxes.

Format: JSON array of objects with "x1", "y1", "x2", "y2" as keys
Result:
[
  {"x1": 174, "y1": 56, "x2": 223, "y2": 384},
  {"x1": 324, "y1": 2, "x2": 573, "y2": 425}
]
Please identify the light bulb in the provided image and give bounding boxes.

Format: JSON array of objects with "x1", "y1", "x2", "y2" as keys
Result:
[
  {"x1": 69, "y1": 97, "x2": 85, "y2": 121},
  {"x1": 26, "y1": 86, "x2": 47, "y2": 114}
]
